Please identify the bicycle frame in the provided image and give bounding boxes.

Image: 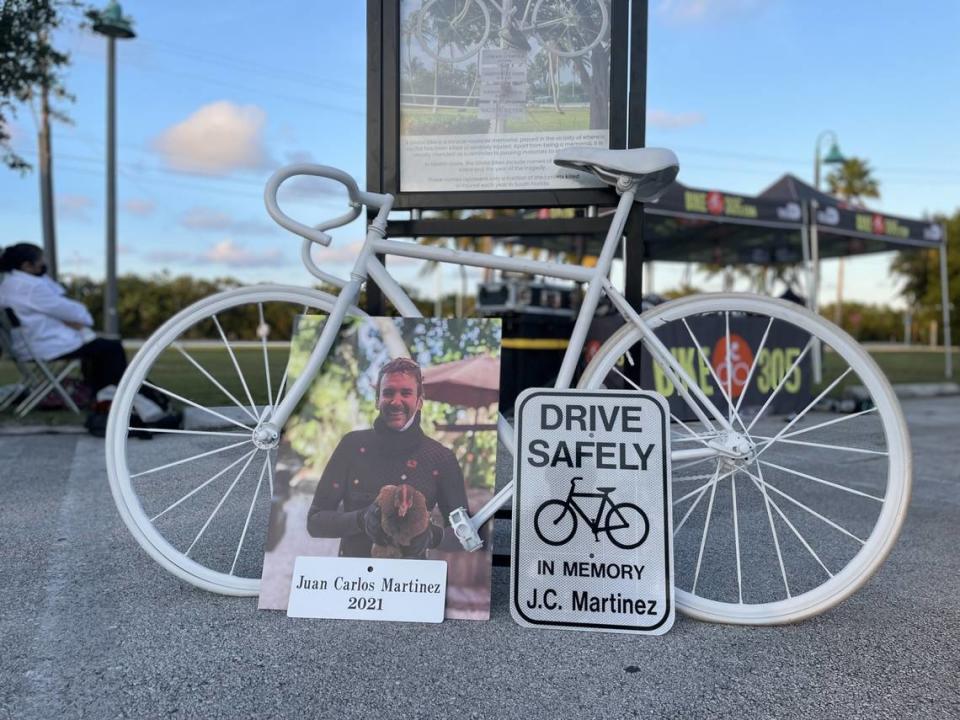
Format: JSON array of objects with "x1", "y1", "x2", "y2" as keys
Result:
[
  {"x1": 262, "y1": 166, "x2": 734, "y2": 551},
  {"x1": 562, "y1": 481, "x2": 618, "y2": 534}
]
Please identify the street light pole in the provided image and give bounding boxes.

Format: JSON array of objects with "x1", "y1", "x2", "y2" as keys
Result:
[
  {"x1": 92, "y1": 2, "x2": 135, "y2": 337},
  {"x1": 814, "y1": 130, "x2": 843, "y2": 192},
  {"x1": 810, "y1": 131, "x2": 844, "y2": 383}
]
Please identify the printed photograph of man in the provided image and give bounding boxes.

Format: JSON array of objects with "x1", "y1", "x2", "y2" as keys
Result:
[
  {"x1": 305, "y1": 357, "x2": 467, "y2": 559},
  {"x1": 258, "y1": 317, "x2": 500, "y2": 620}
]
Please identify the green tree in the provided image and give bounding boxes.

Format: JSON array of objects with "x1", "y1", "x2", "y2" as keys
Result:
[
  {"x1": 0, "y1": 0, "x2": 78, "y2": 172},
  {"x1": 826, "y1": 156, "x2": 881, "y2": 325},
  {"x1": 826, "y1": 157, "x2": 880, "y2": 206},
  {"x1": 890, "y1": 209, "x2": 959, "y2": 346}
]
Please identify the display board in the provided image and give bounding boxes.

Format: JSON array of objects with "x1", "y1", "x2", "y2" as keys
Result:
[{"x1": 368, "y1": 0, "x2": 642, "y2": 209}]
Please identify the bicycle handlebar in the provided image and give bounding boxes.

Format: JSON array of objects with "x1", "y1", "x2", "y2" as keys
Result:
[{"x1": 263, "y1": 163, "x2": 390, "y2": 247}]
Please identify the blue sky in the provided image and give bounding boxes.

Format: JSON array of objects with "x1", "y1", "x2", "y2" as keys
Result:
[{"x1": 2, "y1": 0, "x2": 958, "y2": 308}]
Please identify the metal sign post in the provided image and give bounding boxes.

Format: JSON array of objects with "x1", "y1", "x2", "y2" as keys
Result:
[{"x1": 510, "y1": 389, "x2": 674, "y2": 634}]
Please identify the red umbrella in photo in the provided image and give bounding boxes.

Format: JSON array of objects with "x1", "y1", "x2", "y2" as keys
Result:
[{"x1": 422, "y1": 355, "x2": 500, "y2": 408}]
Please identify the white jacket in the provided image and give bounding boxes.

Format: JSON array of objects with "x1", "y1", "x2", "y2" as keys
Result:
[{"x1": 0, "y1": 271, "x2": 95, "y2": 360}]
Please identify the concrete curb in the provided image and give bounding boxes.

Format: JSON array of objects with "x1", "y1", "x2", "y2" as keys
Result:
[{"x1": 891, "y1": 382, "x2": 960, "y2": 399}]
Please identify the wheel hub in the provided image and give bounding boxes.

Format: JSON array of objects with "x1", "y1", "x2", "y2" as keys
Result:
[
  {"x1": 710, "y1": 430, "x2": 756, "y2": 468},
  {"x1": 252, "y1": 422, "x2": 280, "y2": 450}
]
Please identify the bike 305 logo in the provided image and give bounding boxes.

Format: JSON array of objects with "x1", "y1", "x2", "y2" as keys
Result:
[{"x1": 533, "y1": 477, "x2": 649, "y2": 549}]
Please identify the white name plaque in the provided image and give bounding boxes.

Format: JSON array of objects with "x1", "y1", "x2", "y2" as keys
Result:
[{"x1": 287, "y1": 556, "x2": 447, "y2": 623}]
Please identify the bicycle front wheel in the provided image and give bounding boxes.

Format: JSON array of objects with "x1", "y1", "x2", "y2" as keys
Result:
[
  {"x1": 106, "y1": 285, "x2": 363, "y2": 596},
  {"x1": 578, "y1": 293, "x2": 911, "y2": 624}
]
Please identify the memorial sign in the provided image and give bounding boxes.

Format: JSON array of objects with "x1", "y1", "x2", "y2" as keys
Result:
[
  {"x1": 510, "y1": 389, "x2": 674, "y2": 634},
  {"x1": 368, "y1": 0, "x2": 640, "y2": 209}
]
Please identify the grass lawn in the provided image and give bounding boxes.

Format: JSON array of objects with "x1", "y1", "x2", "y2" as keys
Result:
[
  {"x1": 0, "y1": 347, "x2": 291, "y2": 426},
  {"x1": 2, "y1": 346, "x2": 956, "y2": 427},
  {"x1": 401, "y1": 104, "x2": 592, "y2": 133},
  {"x1": 819, "y1": 347, "x2": 959, "y2": 393}
]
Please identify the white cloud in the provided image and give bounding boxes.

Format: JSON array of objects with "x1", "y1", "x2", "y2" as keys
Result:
[
  {"x1": 145, "y1": 239, "x2": 288, "y2": 269},
  {"x1": 648, "y1": 109, "x2": 706, "y2": 129},
  {"x1": 201, "y1": 239, "x2": 285, "y2": 267},
  {"x1": 152, "y1": 101, "x2": 272, "y2": 175},
  {"x1": 123, "y1": 198, "x2": 156, "y2": 216},
  {"x1": 180, "y1": 207, "x2": 233, "y2": 231},
  {"x1": 56, "y1": 193, "x2": 95, "y2": 221},
  {"x1": 179, "y1": 206, "x2": 275, "y2": 235},
  {"x1": 285, "y1": 150, "x2": 316, "y2": 164},
  {"x1": 278, "y1": 175, "x2": 350, "y2": 204},
  {"x1": 655, "y1": 0, "x2": 766, "y2": 23}
]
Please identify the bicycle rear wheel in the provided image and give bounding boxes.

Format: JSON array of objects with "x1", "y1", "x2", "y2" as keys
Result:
[
  {"x1": 532, "y1": 0, "x2": 608, "y2": 58},
  {"x1": 578, "y1": 293, "x2": 911, "y2": 624},
  {"x1": 416, "y1": 0, "x2": 491, "y2": 64},
  {"x1": 106, "y1": 285, "x2": 363, "y2": 596}
]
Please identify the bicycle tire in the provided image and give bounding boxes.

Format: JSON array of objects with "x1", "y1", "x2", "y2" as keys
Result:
[
  {"x1": 106, "y1": 285, "x2": 365, "y2": 596},
  {"x1": 578, "y1": 293, "x2": 911, "y2": 624},
  {"x1": 533, "y1": 499, "x2": 578, "y2": 545},
  {"x1": 605, "y1": 502, "x2": 649, "y2": 549}
]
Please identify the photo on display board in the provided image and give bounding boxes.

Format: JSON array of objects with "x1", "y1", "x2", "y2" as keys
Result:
[
  {"x1": 399, "y1": 0, "x2": 612, "y2": 192},
  {"x1": 258, "y1": 317, "x2": 501, "y2": 620}
]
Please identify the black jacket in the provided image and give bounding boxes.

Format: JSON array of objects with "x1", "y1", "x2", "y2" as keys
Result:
[{"x1": 306, "y1": 413, "x2": 467, "y2": 557}]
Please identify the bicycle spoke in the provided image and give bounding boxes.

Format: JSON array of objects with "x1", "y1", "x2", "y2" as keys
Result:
[
  {"x1": 613, "y1": 361, "x2": 715, "y2": 449},
  {"x1": 754, "y1": 367, "x2": 853, "y2": 459},
  {"x1": 725, "y1": 312, "x2": 733, "y2": 424},
  {"x1": 186, "y1": 450, "x2": 258, "y2": 557},
  {"x1": 274, "y1": 362, "x2": 292, "y2": 410},
  {"x1": 779, "y1": 407, "x2": 878, "y2": 440},
  {"x1": 731, "y1": 474, "x2": 743, "y2": 604},
  {"x1": 212, "y1": 314, "x2": 259, "y2": 418},
  {"x1": 258, "y1": 302, "x2": 274, "y2": 409},
  {"x1": 174, "y1": 344, "x2": 258, "y2": 423},
  {"x1": 754, "y1": 461, "x2": 791, "y2": 598},
  {"x1": 230, "y1": 454, "x2": 268, "y2": 576},
  {"x1": 691, "y1": 474, "x2": 719, "y2": 594},
  {"x1": 127, "y1": 427, "x2": 249, "y2": 438},
  {"x1": 759, "y1": 460, "x2": 885, "y2": 502},
  {"x1": 266, "y1": 450, "x2": 275, "y2": 498},
  {"x1": 673, "y1": 455, "x2": 717, "y2": 474},
  {"x1": 151, "y1": 449, "x2": 258, "y2": 522},
  {"x1": 745, "y1": 336, "x2": 814, "y2": 433},
  {"x1": 674, "y1": 467, "x2": 715, "y2": 536},
  {"x1": 752, "y1": 436, "x2": 888, "y2": 457},
  {"x1": 142, "y1": 380, "x2": 253, "y2": 432},
  {"x1": 674, "y1": 464, "x2": 737, "y2": 506},
  {"x1": 733, "y1": 317, "x2": 773, "y2": 418},
  {"x1": 751, "y1": 468, "x2": 867, "y2": 545},
  {"x1": 682, "y1": 317, "x2": 748, "y2": 434},
  {"x1": 130, "y1": 439, "x2": 251, "y2": 480},
  {"x1": 741, "y1": 465, "x2": 835, "y2": 579}
]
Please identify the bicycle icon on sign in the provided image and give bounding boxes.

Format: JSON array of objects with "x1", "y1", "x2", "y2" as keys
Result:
[{"x1": 533, "y1": 477, "x2": 649, "y2": 549}]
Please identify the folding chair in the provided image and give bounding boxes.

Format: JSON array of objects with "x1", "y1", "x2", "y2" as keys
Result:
[{"x1": 0, "y1": 307, "x2": 83, "y2": 417}]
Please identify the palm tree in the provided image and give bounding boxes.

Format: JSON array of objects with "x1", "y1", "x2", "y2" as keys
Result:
[
  {"x1": 826, "y1": 157, "x2": 880, "y2": 207},
  {"x1": 826, "y1": 157, "x2": 881, "y2": 324}
]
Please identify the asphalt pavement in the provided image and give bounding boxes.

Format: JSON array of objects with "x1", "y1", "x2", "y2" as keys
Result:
[{"x1": 1, "y1": 396, "x2": 958, "y2": 719}]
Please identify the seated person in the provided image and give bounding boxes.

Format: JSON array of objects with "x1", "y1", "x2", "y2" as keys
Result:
[{"x1": 0, "y1": 243, "x2": 176, "y2": 431}]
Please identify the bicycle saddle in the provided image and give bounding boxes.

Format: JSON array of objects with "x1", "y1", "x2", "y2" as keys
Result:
[{"x1": 554, "y1": 146, "x2": 679, "y2": 200}]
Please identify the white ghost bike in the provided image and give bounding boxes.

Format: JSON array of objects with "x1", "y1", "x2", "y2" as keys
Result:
[{"x1": 105, "y1": 146, "x2": 911, "y2": 625}]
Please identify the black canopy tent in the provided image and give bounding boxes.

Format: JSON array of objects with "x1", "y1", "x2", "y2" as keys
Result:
[
  {"x1": 399, "y1": 171, "x2": 951, "y2": 378},
  {"x1": 636, "y1": 174, "x2": 952, "y2": 377}
]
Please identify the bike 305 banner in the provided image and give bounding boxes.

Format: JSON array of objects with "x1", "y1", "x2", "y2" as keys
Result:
[{"x1": 510, "y1": 389, "x2": 674, "y2": 635}]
